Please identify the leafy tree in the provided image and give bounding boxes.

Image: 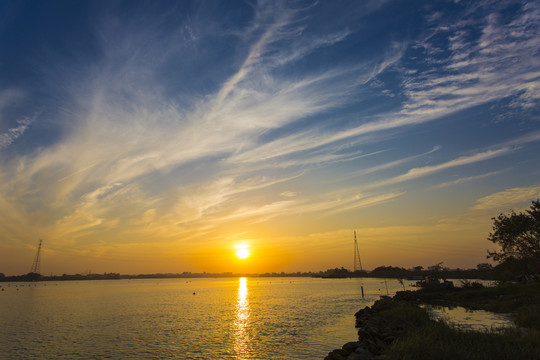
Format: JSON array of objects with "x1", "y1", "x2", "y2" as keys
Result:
[
  {"x1": 476, "y1": 263, "x2": 493, "y2": 271},
  {"x1": 427, "y1": 262, "x2": 444, "y2": 272},
  {"x1": 370, "y1": 265, "x2": 409, "y2": 278},
  {"x1": 487, "y1": 200, "x2": 540, "y2": 274}
]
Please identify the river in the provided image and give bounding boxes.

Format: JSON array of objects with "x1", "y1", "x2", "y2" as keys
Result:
[{"x1": 0, "y1": 277, "x2": 408, "y2": 359}]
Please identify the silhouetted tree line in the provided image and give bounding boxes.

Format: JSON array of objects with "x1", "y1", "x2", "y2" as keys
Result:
[
  {"x1": 0, "y1": 264, "x2": 514, "y2": 282},
  {"x1": 487, "y1": 199, "x2": 540, "y2": 281},
  {"x1": 313, "y1": 263, "x2": 495, "y2": 280}
]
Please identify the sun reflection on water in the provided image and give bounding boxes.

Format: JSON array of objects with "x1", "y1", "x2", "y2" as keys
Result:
[{"x1": 233, "y1": 277, "x2": 250, "y2": 358}]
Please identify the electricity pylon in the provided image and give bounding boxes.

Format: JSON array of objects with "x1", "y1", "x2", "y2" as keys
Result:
[
  {"x1": 30, "y1": 239, "x2": 42, "y2": 274},
  {"x1": 353, "y1": 231, "x2": 363, "y2": 272}
]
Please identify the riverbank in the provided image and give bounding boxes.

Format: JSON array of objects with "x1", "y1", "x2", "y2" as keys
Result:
[
  {"x1": 395, "y1": 281, "x2": 540, "y2": 330},
  {"x1": 325, "y1": 282, "x2": 540, "y2": 359}
]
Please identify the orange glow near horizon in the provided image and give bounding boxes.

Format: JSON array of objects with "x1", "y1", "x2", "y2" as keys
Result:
[{"x1": 4, "y1": 216, "x2": 499, "y2": 276}]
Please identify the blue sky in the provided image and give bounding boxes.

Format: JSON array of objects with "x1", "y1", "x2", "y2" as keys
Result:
[{"x1": 1, "y1": 0, "x2": 539, "y2": 275}]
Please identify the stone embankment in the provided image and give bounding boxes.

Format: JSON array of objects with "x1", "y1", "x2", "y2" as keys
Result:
[{"x1": 324, "y1": 298, "x2": 424, "y2": 360}]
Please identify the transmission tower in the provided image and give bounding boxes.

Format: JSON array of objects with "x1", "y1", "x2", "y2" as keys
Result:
[
  {"x1": 353, "y1": 231, "x2": 363, "y2": 272},
  {"x1": 30, "y1": 239, "x2": 43, "y2": 274}
]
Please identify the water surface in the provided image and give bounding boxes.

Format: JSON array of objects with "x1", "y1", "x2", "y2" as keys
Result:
[
  {"x1": 0, "y1": 277, "x2": 405, "y2": 359},
  {"x1": 423, "y1": 304, "x2": 515, "y2": 331}
]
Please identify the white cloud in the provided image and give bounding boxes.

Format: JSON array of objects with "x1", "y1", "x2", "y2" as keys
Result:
[
  {"x1": 368, "y1": 148, "x2": 511, "y2": 189},
  {"x1": 398, "y1": 0, "x2": 540, "y2": 125},
  {"x1": 0, "y1": 89, "x2": 33, "y2": 149},
  {"x1": 0, "y1": 117, "x2": 33, "y2": 148},
  {"x1": 210, "y1": 189, "x2": 404, "y2": 226},
  {"x1": 280, "y1": 191, "x2": 297, "y2": 197},
  {"x1": 500, "y1": 130, "x2": 540, "y2": 148},
  {"x1": 431, "y1": 171, "x2": 502, "y2": 189},
  {"x1": 354, "y1": 146, "x2": 440, "y2": 178},
  {"x1": 473, "y1": 185, "x2": 540, "y2": 211}
]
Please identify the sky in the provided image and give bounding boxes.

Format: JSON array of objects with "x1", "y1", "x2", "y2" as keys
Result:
[{"x1": 1, "y1": 0, "x2": 539, "y2": 275}]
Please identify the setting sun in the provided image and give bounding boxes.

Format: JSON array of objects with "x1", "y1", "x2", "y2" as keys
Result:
[{"x1": 235, "y1": 245, "x2": 251, "y2": 259}]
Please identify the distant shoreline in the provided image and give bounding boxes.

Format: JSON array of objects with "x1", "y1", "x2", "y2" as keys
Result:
[{"x1": 0, "y1": 268, "x2": 497, "y2": 282}]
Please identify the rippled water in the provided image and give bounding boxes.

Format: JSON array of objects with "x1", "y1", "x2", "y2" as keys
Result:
[{"x1": 0, "y1": 277, "x2": 405, "y2": 359}]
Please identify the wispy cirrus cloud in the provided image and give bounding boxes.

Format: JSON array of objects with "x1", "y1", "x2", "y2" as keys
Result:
[
  {"x1": 399, "y1": 0, "x2": 540, "y2": 121},
  {"x1": 367, "y1": 148, "x2": 512, "y2": 189},
  {"x1": 0, "y1": 90, "x2": 34, "y2": 149},
  {"x1": 0, "y1": 1, "x2": 398, "y2": 222},
  {"x1": 431, "y1": 171, "x2": 503, "y2": 189},
  {"x1": 212, "y1": 189, "x2": 404, "y2": 225},
  {"x1": 0, "y1": 117, "x2": 33, "y2": 148},
  {"x1": 473, "y1": 185, "x2": 540, "y2": 211},
  {"x1": 353, "y1": 146, "x2": 441, "y2": 178}
]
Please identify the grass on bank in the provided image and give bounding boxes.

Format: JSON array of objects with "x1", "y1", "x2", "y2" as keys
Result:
[
  {"x1": 369, "y1": 299, "x2": 431, "y2": 330},
  {"x1": 370, "y1": 296, "x2": 540, "y2": 360},
  {"x1": 387, "y1": 321, "x2": 540, "y2": 360},
  {"x1": 515, "y1": 303, "x2": 540, "y2": 329},
  {"x1": 395, "y1": 282, "x2": 540, "y2": 330}
]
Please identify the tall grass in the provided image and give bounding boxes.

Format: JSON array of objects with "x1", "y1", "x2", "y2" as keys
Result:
[
  {"x1": 373, "y1": 291, "x2": 540, "y2": 360},
  {"x1": 387, "y1": 322, "x2": 540, "y2": 360},
  {"x1": 370, "y1": 299, "x2": 431, "y2": 329},
  {"x1": 515, "y1": 303, "x2": 540, "y2": 329}
]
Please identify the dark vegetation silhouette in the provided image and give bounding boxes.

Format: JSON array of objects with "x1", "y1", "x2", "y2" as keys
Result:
[{"x1": 488, "y1": 199, "x2": 540, "y2": 280}]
